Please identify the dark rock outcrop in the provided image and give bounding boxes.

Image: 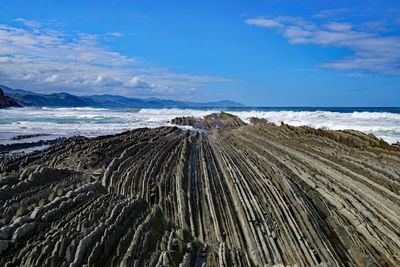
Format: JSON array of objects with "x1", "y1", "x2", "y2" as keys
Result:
[
  {"x1": 0, "y1": 137, "x2": 78, "y2": 154},
  {"x1": 202, "y1": 112, "x2": 245, "y2": 130},
  {"x1": 249, "y1": 117, "x2": 276, "y2": 126},
  {"x1": 0, "y1": 116, "x2": 399, "y2": 266},
  {"x1": 11, "y1": 134, "x2": 50, "y2": 141},
  {"x1": 171, "y1": 116, "x2": 202, "y2": 128},
  {"x1": 0, "y1": 89, "x2": 21, "y2": 108},
  {"x1": 172, "y1": 112, "x2": 245, "y2": 130}
]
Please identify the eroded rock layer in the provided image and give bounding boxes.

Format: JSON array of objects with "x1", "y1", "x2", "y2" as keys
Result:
[{"x1": 0, "y1": 115, "x2": 399, "y2": 267}]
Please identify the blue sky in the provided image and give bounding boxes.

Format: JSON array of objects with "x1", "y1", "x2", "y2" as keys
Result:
[{"x1": 0, "y1": 0, "x2": 399, "y2": 106}]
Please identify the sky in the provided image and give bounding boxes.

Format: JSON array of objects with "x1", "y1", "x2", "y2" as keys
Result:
[{"x1": 0, "y1": 0, "x2": 399, "y2": 106}]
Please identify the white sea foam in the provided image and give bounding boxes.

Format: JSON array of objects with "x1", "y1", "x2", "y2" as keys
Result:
[
  {"x1": 1, "y1": 107, "x2": 399, "y2": 144},
  {"x1": 229, "y1": 110, "x2": 400, "y2": 144}
]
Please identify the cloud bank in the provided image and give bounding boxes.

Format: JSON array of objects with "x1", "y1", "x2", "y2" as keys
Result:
[
  {"x1": 246, "y1": 15, "x2": 400, "y2": 75},
  {"x1": 0, "y1": 20, "x2": 231, "y2": 97}
]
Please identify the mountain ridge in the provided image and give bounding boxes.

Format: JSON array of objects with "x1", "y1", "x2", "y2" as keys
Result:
[{"x1": 0, "y1": 84, "x2": 244, "y2": 108}]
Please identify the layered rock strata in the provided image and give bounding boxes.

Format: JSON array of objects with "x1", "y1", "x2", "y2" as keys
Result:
[
  {"x1": 0, "y1": 114, "x2": 399, "y2": 266},
  {"x1": 171, "y1": 112, "x2": 245, "y2": 130}
]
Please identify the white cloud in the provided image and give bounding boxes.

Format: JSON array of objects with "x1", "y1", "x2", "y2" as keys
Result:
[
  {"x1": 124, "y1": 76, "x2": 151, "y2": 88},
  {"x1": 283, "y1": 26, "x2": 313, "y2": 44},
  {"x1": 0, "y1": 20, "x2": 232, "y2": 97},
  {"x1": 245, "y1": 15, "x2": 400, "y2": 75},
  {"x1": 245, "y1": 17, "x2": 283, "y2": 29},
  {"x1": 324, "y1": 22, "x2": 352, "y2": 32},
  {"x1": 15, "y1": 18, "x2": 41, "y2": 28},
  {"x1": 44, "y1": 74, "x2": 58, "y2": 83},
  {"x1": 108, "y1": 32, "x2": 124, "y2": 37},
  {"x1": 360, "y1": 20, "x2": 390, "y2": 32},
  {"x1": 313, "y1": 9, "x2": 349, "y2": 19}
]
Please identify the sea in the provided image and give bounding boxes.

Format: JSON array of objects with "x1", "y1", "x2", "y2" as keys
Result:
[{"x1": 1, "y1": 107, "x2": 400, "y2": 147}]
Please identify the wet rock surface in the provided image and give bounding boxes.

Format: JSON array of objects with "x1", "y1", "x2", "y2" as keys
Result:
[{"x1": 0, "y1": 113, "x2": 399, "y2": 266}]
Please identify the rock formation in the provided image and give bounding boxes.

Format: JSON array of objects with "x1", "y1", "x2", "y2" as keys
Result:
[
  {"x1": 0, "y1": 113, "x2": 399, "y2": 266},
  {"x1": 171, "y1": 112, "x2": 245, "y2": 130},
  {"x1": 0, "y1": 89, "x2": 21, "y2": 108}
]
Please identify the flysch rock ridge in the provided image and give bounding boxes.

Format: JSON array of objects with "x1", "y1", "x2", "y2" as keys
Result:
[{"x1": 0, "y1": 113, "x2": 399, "y2": 267}]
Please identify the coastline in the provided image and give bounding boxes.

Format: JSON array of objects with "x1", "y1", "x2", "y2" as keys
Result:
[
  {"x1": 0, "y1": 112, "x2": 399, "y2": 266},
  {"x1": 2, "y1": 107, "x2": 400, "y2": 148},
  {"x1": 2, "y1": 109, "x2": 399, "y2": 155},
  {"x1": 1, "y1": 106, "x2": 400, "y2": 156}
]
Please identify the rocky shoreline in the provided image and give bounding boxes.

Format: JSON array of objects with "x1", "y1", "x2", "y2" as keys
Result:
[
  {"x1": 11, "y1": 134, "x2": 51, "y2": 141},
  {"x1": 0, "y1": 136, "x2": 83, "y2": 155},
  {"x1": 0, "y1": 113, "x2": 399, "y2": 266}
]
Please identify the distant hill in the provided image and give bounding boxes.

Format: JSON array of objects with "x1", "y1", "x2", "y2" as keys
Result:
[
  {"x1": 0, "y1": 85, "x2": 39, "y2": 95},
  {"x1": 0, "y1": 85, "x2": 244, "y2": 108},
  {"x1": 0, "y1": 88, "x2": 21, "y2": 108}
]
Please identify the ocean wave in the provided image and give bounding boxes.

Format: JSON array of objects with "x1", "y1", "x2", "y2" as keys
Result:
[
  {"x1": 228, "y1": 110, "x2": 400, "y2": 143},
  {"x1": 41, "y1": 107, "x2": 109, "y2": 111},
  {"x1": 1, "y1": 107, "x2": 399, "y2": 144}
]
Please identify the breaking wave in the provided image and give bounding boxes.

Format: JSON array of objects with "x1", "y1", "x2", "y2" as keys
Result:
[{"x1": 1, "y1": 107, "x2": 399, "y2": 144}]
